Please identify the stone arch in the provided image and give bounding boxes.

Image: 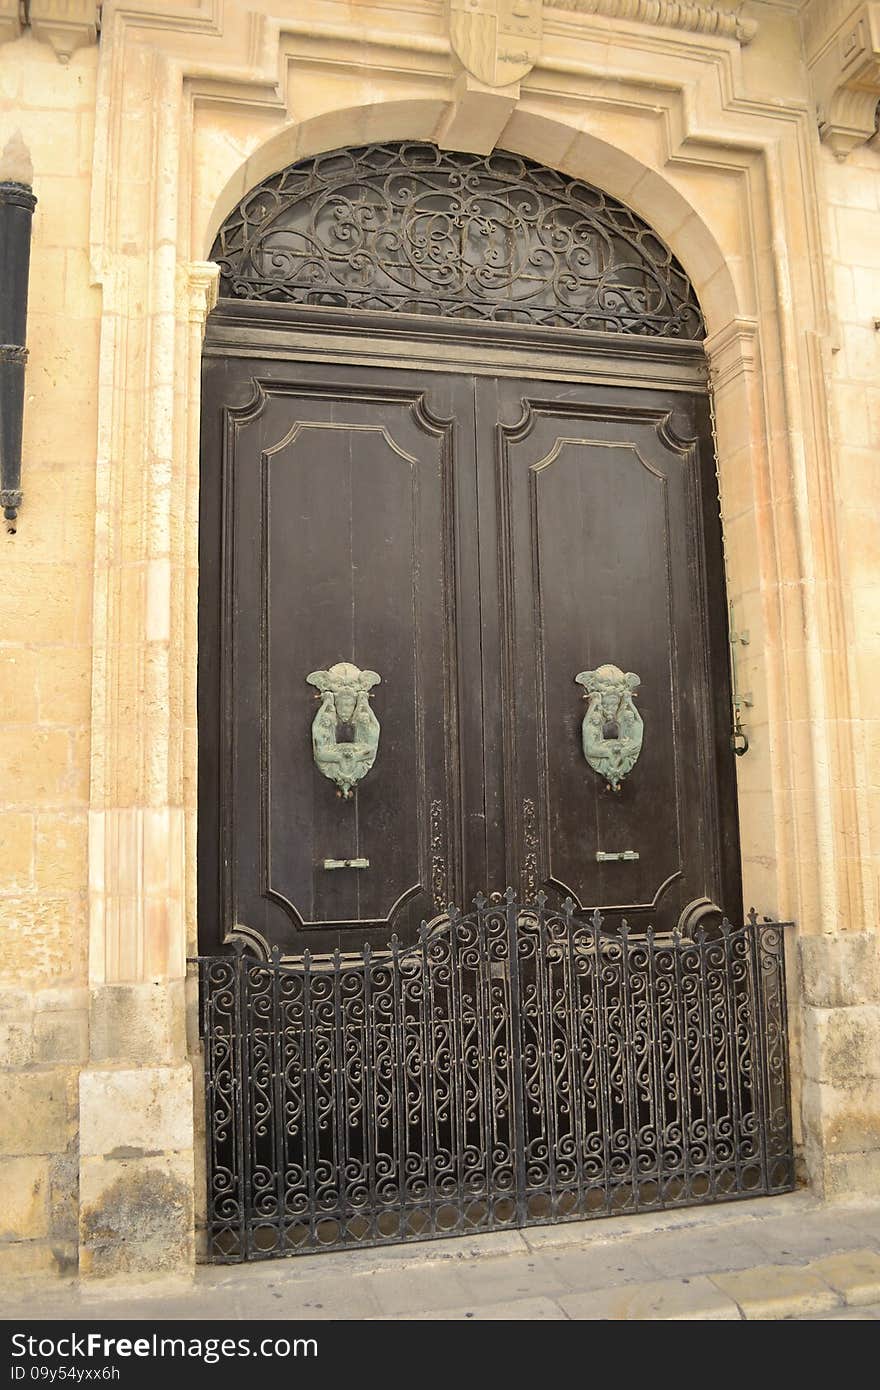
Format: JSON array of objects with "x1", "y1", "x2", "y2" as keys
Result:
[{"x1": 201, "y1": 103, "x2": 742, "y2": 338}]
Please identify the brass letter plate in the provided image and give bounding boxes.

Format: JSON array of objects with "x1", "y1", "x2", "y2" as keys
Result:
[
  {"x1": 595, "y1": 850, "x2": 640, "y2": 862},
  {"x1": 323, "y1": 857, "x2": 370, "y2": 870}
]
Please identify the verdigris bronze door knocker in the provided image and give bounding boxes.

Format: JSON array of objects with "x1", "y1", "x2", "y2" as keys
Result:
[
  {"x1": 306, "y1": 662, "x2": 381, "y2": 798},
  {"x1": 575, "y1": 664, "x2": 644, "y2": 792}
]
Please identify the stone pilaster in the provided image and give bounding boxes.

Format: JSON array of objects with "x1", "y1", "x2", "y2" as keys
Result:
[{"x1": 78, "y1": 256, "x2": 218, "y2": 1280}]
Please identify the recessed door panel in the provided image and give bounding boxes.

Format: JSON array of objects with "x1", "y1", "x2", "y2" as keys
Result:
[
  {"x1": 478, "y1": 378, "x2": 735, "y2": 932},
  {"x1": 532, "y1": 434, "x2": 680, "y2": 906},
  {"x1": 200, "y1": 359, "x2": 470, "y2": 955}
]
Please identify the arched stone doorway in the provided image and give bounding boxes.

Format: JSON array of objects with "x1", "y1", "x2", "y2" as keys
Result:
[
  {"x1": 198, "y1": 142, "x2": 741, "y2": 958},
  {"x1": 192, "y1": 143, "x2": 793, "y2": 1262}
]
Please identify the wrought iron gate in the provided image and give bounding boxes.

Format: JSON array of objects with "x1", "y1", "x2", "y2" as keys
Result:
[{"x1": 195, "y1": 894, "x2": 794, "y2": 1262}]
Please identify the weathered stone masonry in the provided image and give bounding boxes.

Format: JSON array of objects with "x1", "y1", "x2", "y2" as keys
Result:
[{"x1": 0, "y1": 0, "x2": 878, "y2": 1278}]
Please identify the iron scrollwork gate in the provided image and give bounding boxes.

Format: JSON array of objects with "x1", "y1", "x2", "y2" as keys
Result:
[{"x1": 195, "y1": 894, "x2": 794, "y2": 1262}]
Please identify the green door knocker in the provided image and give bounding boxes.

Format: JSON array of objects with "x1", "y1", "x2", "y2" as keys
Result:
[
  {"x1": 575, "y1": 664, "x2": 644, "y2": 792},
  {"x1": 306, "y1": 662, "x2": 381, "y2": 798}
]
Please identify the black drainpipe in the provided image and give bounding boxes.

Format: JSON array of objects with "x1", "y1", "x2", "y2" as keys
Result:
[{"x1": 0, "y1": 135, "x2": 37, "y2": 532}]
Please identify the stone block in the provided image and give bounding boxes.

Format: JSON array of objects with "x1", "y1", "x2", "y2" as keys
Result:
[
  {"x1": 835, "y1": 207, "x2": 880, "y2": 268},
  {"x1": 34, "y1": 985, "x2": 88, "y2": 1014},
  {"x1": 818, "y1": 1150, "x2": 880, "y2": 1201},
  {"x1": 0, "y1": 648, "x2": 39, "y2": 724},
  {"x1": 49, "y1": 1150, "x2": 79, "y2": 1245},
  {"x1": 800, "y1": 933, "x2": 880, "y2": 1008},
  {"x1": 710, "y1": 1263, "x2": 840, "y2": 1319},
  {"x1": 35, "y1": 814, "x2": 88, "y2": 893},
  {"x1": 0, "y1": 1017, "x2": 34, "y2": 1068},
  {"x1": 0, "y1": 564, "x2": 92, "y2": 648},
  {"x1": 0, "y1": 1156, "x2": 49, "y2": 1239},
  {"x1": 36, "y1": 648, "x2": 92, "y2": 728},
  {"x1": 0, "y1": 1069, "x2": 74, "y2": 1156},
  {"x1": 560, "y1": 1275, "x2": 741, "y2": 1320},
  {"x1": 0, "y1": 1242, "x2": 60, "y2": 1277},
  {"x1": 33, "y1": 1008, "x2": 88, "y2": 1063},
  {"x1": 79, "y1": 1064, "x2": 193, "y2": 1157},
  {"x1": 0, "y1": 895, "x2": 87, "y2": 987},
  {"x1": 809, "y1": 1249, "x2": 880, "y2": 1307},
  {"x1": 801, "y1": 1076, "x2": 880, "y2": 1155},
  {"x1": 802, "y1": 1004, "x2": 880, "y2": 1084},
  {"x1": 0, "y1": 728, "x2": 78, "y2": 806},
  {"x1": 34, "y1": 174, "x2": 92, "y2": 251},
  {"x1": 88, "y1": 981, "x2": 188, "y2": 1066},
  {"x1": 79, "y1": 1150, "x2": 194, "y2": 1278},
  {"x1": 0, "y1": 812, "x2": 34, "y2": 891}
]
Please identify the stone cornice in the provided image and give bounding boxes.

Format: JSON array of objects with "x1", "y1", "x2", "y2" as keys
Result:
[
  {"x1": 1, "y1": 1, "x2": 760, "y2": 66},
  {"x1": 0, "y1": 0, "x2": 100, "y2": 62},
  {"x1": 548, "y1": 0, "x2": 758, "y2": 45},
  {"x1": 804, "y1": 1, "x2": 880, "y2": 158}
]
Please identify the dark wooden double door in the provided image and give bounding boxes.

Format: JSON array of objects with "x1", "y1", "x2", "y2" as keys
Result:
[{"x1": 199, "y1": 349, "x2": 740, "y2": 957}]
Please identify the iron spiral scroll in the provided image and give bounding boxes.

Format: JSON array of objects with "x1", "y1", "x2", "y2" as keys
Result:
[
  {"x1": 194, "y1": 892, "x2": 793, "y2": 1262},
  {"x1": 211, "y1": 142, "x2": 705, "y2": 339}
]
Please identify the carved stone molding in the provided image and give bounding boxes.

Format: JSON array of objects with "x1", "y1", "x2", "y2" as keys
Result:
[
  {"x1": 704, "y1": 315, "x2": 760, "y2": 393},
  {"x1": 184, "y1": 260, "x2": 220, "y2": 332},
  {"x1": 0, "y1": 0, "x2": 100, "y2": 62},
  {"x1": 549, "y1": 0, "x2": 757, "y2": 45},
  {"x1": 805, "y1": 2, "x2": 880, "y2": 158}
]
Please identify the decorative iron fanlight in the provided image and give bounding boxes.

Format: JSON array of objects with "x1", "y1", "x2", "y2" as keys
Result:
[{"x1": 211, "y1": 142, "x2": 705, "y2": 339}]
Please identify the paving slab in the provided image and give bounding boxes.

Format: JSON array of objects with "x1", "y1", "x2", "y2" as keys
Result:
[
  {"x1": 366, "y1": 1265, "x2": 475, "y2": 1317},
  {"x1": 560, "y1": 1275, "x2": 740, "y2": 1321},
  {"x1": 637, "y1": 1228, "x2": 769, "y2": 1278},
  {"x1": 710, "y1": 1263, "x2": 841, "y2": 1319},
  {"x1": 537, "y1": 1243, "x2": 659, "y2": 1293},
  {"x1": 803, "y1": 1304, "x2": 880, "y2": 1320},
  {"x1": 807, "y1": 1249, "x2": 880, "y2": 1307},
  {"x1": 236, "y1": 1278, "x2": 383, "y2": 1321},
  {"x1": 454, "y1": 1251, "x2": 568, "y2": 1302},
  {"x1": 829, "y1": 1206, "x2": 880, "y2": 1249},
  {"x1": 375, "y1": 1296, "x2": 569, "y2": 1321},
  {"x1": 747, "y1": 1212, "x2": 869, "y2": 1264}
]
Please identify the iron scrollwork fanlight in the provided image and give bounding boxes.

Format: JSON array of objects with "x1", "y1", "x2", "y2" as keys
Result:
[
  {"x1": 211, "y1": 142, "x2": 705, "y2": 340},
  {"x1": 576, "y1": 664, "x2": 644, "y2": 792},
  {"x1": 306, "y1": 662, "x2": 381, "y2": 798}
]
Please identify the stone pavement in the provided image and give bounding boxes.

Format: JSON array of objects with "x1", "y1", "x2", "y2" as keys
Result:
[{"x1": 3, "y1": 1192, "x2": 880, "y2": 1321}]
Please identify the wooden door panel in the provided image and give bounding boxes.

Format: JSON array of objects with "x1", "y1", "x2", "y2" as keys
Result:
[
  {"x1": 200, "y1": 359, "x2": 469, "y2": 955},
  {"x1": 530, "y1": 433, "x2": 682, "y2": 908},
  {"x1": 481, "y1": 379, "x2": 737, "y2": 932},
  {"x1": 200, "y1": 347, "x2": 739, "y2": 956}
]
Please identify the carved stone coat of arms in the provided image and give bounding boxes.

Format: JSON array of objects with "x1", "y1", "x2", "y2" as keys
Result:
[{"x1": 448, "y1": 0, "x2": 543, "y2": 87}]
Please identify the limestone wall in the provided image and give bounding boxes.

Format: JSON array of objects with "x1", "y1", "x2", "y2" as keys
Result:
[
  {"x1": 0, "y1": 0, "x2": 878, "y2": 1279},
  {"x1": 798, "y1": 137, "x2": 880, "y2": 1199},
  {"x1": 0, "y1": 35, "x2": 99, "y2": 1275}
]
